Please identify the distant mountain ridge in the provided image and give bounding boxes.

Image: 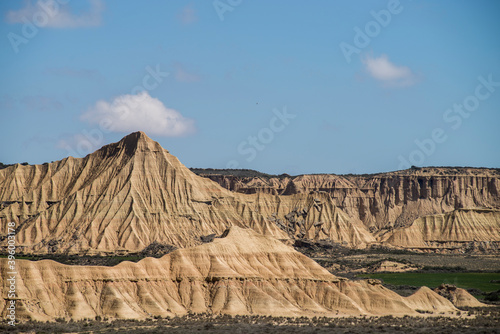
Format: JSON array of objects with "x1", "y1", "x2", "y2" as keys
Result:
[{"x1": 190, "y1": 166, "x2": 500, "y2": 178}]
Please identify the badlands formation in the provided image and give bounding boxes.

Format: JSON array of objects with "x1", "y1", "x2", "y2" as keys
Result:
[
  {"x1": 0, "y1": 132, "x2": 493, "y2": 321},
  {"x1": 194, "y1": 167, "x2": 500, "y2": 253},
  {"x1": 0, "y1": 131, "x2": 498, "y2": 255},
  {"x1": 0, "y1": 132, "x2": 373, "y2": 255},
  {"x1": 0, "y1": 227, "x2": 463, "y2": 321}
]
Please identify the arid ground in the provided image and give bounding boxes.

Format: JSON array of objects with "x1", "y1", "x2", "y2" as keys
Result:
[{"x1": 3, "y1": 307, "x2": 499, "y2": 333}]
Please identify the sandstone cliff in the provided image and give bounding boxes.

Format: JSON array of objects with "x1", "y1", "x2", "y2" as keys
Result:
[
  {"x1": 196, "y1": 169, "x2": 500, "y2": 230},
  {"x1": 195, "y1": 168, "x2": 500, "y2": 252},
  {"x1": 0, "y1": 227, "x2": 460, "y2": 321},
  {"x1": 379, "y1": 208, "x2": 500, "y2": 252}
]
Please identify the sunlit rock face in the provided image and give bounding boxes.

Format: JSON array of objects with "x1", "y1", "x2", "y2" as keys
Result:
[{"x1": 0, "y1": 227, "x2": 460, "y2": 321}]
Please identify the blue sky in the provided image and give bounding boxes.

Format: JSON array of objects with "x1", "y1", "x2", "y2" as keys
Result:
[{"x1": 1, "y1": 0, "x2": 499, "y2": 175}]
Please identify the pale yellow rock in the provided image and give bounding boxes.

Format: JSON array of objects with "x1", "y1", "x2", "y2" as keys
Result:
[
  {"x1": 0, "y1": 132, "x2": 374, "y2": 254},
  {"x1": 2, "y1": 132, "x2": 498, "y2": 254},
  {"x1": 451, "y1": 288, "x2": 488, "y2": 308},
  {"x1": 433, "y1": 284, "x2": 489, "y2": 308},
  {"x1": 405, "y1": 286, "x2": 457, "y2": 313},
  {"x1": 0, "y1": 227, "x2": 463, "y2": 321},
  {"x1": 201, "y1": 168, "x2": 500, "y2": 238},
  {"x1": 379, "y1": 209, "x2": 500, "y2": 251}
]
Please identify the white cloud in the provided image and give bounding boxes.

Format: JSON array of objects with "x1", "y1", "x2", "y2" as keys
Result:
[
  {"x1": 362, "y1": 54, "x2": 417, "y2": 87},
  {"x1": 81, "y1": 92, "x2": 196, "y2": 137},
  {"x1": 6, "y1": 0, "x2": 104, "y2": 28},
  {"x1": 178, "y1": 4, "x2": 197, "y2": 25}
]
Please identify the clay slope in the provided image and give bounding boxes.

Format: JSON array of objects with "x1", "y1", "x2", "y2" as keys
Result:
[
  {"x1": 0, "y1": 227, "x2": 459, "y2": 321},
  {"x1": 379, "y1": 209, "x2": 500, "y2": 252},
  {"x1": 196, "y1": 168, "x2": 500, "y2": 231},
  {"x1": 434, "y1": 284, "x2": 488, "y2": 308},
  {"x1": 195, "y1": 168, "x2": 500, "y2": 252},
  {"x1": 0, "y1": 132, "x2": 373, "y2": 254}
]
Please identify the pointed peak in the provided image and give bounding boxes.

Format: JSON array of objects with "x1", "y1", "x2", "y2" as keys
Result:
[
  {"x1": 91, "y1": 132, "x2": 167, "y2": 159},
  {"x1": 117, "y1": 131, "x2": 167, "y2": 154},
  {"x1": 122, "y1": 131, "x2": 151, "y2": 143}
]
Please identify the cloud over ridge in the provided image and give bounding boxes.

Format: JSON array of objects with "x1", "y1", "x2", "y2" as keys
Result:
[{"x1": 81, "y1": 92, "x2": 196, "y2": 137}]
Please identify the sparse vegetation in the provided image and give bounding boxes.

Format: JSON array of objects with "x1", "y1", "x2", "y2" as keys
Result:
[
  {"x1": 0, "y1": 162, "x2": 14, "y2": 169},
  {"x1": 294, "y1": 239, "x2": 500, "y2": 274},
  {"x1": 190, "y1": 167, "x2": 289, "y2": 179},
  {"x1": 2, "y1": 308, "x2": 499, "y2": 333},
  {"x1": 420, "y1": 265, "x2": 468, "y2": 272},
  {"x1": 485, "y1": 290, "x2": 500, "y2": 302},
  {"x1": 0, "y1": 243, "x2": 177, "y2": 266}
]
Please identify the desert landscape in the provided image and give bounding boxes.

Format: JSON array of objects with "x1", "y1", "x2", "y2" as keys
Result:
[
  {"x1": 1, "y1": 132, "x2": 499, "y2": 333},
  {"x1": 2, "y1": 1, "x2": 500, "y2": 332}
]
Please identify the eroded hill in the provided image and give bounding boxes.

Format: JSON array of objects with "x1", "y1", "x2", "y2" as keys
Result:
[
  {"x1": 194, "y1": 167, "x2": 500, "y2": 253},
  {"x1": 0, "y1": 227, "x2": 466, "y2": 321},
  {"x1": 0, "y1": 132, "x2": 498, "y2": 255},
  {"x1": 0, "y1": 132, "x2": 373, "y2": 255}
]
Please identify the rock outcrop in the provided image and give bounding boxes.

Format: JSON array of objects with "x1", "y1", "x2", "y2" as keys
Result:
[
  {"x1": 195, "y1": 168, "x2": 500, "y2": 252},
  {"x1": 196, "y1": 169, "x2": 500, "y2": 229},
  {"x1": 0, "y1": 227, "x2": 460, "y2": 321},
  {"x1": 434, "y1": 284, "x2": 488, "y2": 308},
  {"x1": 379, "y1": 208, "x2": 500, "y2": 252},
  {"x1": 1, "y1": 132, "x2": 498, "y2": 254},
  {"x1": 0, "y1": 132, "x2": 373, "y2": 254}
]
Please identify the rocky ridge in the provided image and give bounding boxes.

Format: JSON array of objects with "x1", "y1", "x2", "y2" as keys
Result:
[
  {"x1": 194, "y1": 167, "x2": 500, "y2": 253},
  {"x1": 0, "y1": 132, "x2": 373, "y2": 255},
  {"x1": 0, "y1": 132, "x2": 498, "y2": 254}
]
